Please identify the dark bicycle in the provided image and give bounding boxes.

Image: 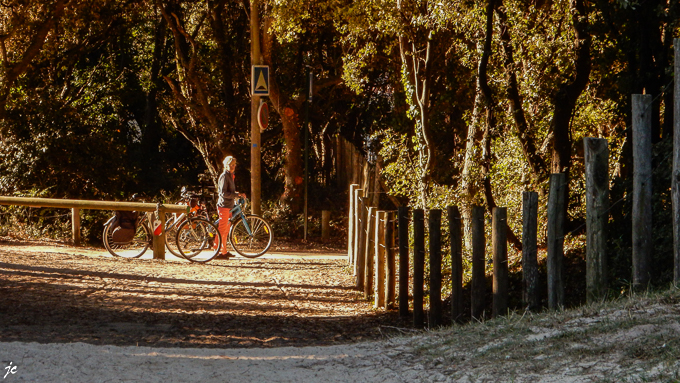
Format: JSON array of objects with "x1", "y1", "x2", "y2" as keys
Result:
[
  {"x1": 102, "y1": 190, "x2": 221, "y2": 261},
  {"x1": 102, "y1": 210, "x2": 151, "y2": 258},
  {"x1": 163, "y1": 187, "x2": 211, "y2": 258}
]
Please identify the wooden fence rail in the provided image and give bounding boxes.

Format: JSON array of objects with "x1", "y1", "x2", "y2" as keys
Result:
[{"x1": 0, "y1": 196, "x2": 188, "y2": 259}]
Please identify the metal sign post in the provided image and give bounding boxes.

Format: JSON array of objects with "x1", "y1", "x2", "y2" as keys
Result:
[
  {"x1": 304, "y1": 70, "x2": 313, "y2": 240},
  {"x1": 250, "y1": 63, "x2": 268, "y2": 215}
]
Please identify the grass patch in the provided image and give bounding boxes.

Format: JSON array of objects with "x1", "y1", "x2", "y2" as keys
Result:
[{"x1": 393, "y1": 286, "x2": 680, "y2": 381}]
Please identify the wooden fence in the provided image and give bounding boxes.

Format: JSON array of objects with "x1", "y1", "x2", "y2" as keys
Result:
[
  {"x1": 346, "y1": 40, "x2": 680, "y2": 325},
  {"x1": 348, "y1": 148, "x2": 668, "y2": 327},
  {"x1": 0, "y1": 196, "x2": 188, "y2": 259}
]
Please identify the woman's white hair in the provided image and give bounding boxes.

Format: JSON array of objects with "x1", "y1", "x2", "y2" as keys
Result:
[{"x1": 223, "y1": 156, "x2": 235, "y2": 168}]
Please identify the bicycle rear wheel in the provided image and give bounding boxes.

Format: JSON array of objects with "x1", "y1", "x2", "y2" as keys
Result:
[
  {"x1": 228, "y1": 215, "x2": 272, "y2": 258},
  {"x1": 176, "y1": 218, "x2": 221, "y2": 263},
  {"x1": 103, "y1": 222, "x2": 150, "y2": 258},
  {"x1": 164, "y1": 213, "x2": 183, "y2": 257}
]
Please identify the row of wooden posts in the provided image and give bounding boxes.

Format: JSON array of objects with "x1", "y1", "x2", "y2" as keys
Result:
[
  {"x1": 348, "y1": 124, "x2": 680, "y2": 327},
  {"x1": 347, "y1": 184, "x2": 560, "y2": 327}
]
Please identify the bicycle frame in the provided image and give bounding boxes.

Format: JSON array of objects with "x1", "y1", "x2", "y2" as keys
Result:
[
  {"x1": 167, "y1": 193, "x2": 208, "y2": 230},
  {"x1": 229, "y1": 199, "x2": 252, "y2": 235}
]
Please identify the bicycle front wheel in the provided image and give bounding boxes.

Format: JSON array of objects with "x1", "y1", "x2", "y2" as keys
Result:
[
  {"x1": 164, "y1": 213, "x2": 184, "y2": 258},
  {"x1": 103, "y1": 222, "x2": 150, "y2": 259},
  {"x1": 229, "y1": 215, "x2": 272, "y2": 258},
  {"x1": 176, "y1": 218, "x2": 221, "y2": 263}
]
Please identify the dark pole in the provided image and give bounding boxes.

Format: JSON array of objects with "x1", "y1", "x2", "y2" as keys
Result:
[
  {"x1": 413, "y1": 209, "x2": 425, "y2": 328},
  {"x1": 304, "y1": 70, "x2": 312, "y2": 240},
  {"x1": 448, "y1": 206, "x2": 463, "y2": 323},
  {"x1": 547, "y1": 173, "x2": 566, "y2": 310},
  {"x1": 385, "y1": 211, "x2": 396, "y2": 309},
  {"x1": 522, "y1": 192, "x2": 540, "y2": 311},
  {"x1": 492, "y1": 207, "x2": 508, "y2": 318},
  {"x1": 429, "y1": 209, "x2": 442, "y2": 328},
  {"x1": 398, "y1": 206, "x2": 410, "y2": 318},
  {"x1": 471, "y1": 205, "x2": 486, "y2": 321}
]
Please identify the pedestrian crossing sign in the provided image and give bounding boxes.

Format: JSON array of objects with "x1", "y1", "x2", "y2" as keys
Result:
[{"x1": 252, "y1": 65, "x2": 269, "y2": 96}]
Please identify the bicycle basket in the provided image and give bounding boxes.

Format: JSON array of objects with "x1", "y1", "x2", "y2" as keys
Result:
[
  {"x1": 111, "y1": 227, "x2": 135, "y2": 243},
  {"x1": 115, "y1": 211, "x2": 139, "y2": 230}
]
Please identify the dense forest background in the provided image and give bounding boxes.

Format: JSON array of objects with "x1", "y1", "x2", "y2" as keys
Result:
[{"x1": 1, "y1": 0, "x2": 679, "y2": 297}]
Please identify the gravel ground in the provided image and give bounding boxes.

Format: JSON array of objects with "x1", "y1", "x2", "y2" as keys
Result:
[
  {"x1": 0, "y1": 239, "x2": 450, "y2": 382},
  {"x1": 3, "y1": 239, "x2": 680, "y2": 382}
]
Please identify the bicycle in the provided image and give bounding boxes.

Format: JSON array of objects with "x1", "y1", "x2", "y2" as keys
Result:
[
  {"x1": 174, "y1": 215, "x2": 222, "y2": 263},
  {"x1": 164, "y1": 187, "x2": 210, "y2": 258},
  {"x1": 102, "y1": 193, "x2": 222, "y2": 262},
  {"x1": 102, "y1": 210, "x2": 151, "y2": 258},
  {"x1": 227, "y1": 197, "x2": 273, "y2": 258}
]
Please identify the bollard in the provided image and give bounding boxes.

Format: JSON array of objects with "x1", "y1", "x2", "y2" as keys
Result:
[
  {"x1": 492, "y1": 207, "x2": 508, "y2": 318},
  {"x1": 398, "y1": 206, "x2": 410, "y2": 318},
  {"x1": 448, "y1": 206, "x2": 463, "y2": 323},
  {"x1": 471, "y1": 205, "x2": 486, "y2": 320},
  {"x1": 429, "y1": 209, "x2": 442, "y2": 328},
  {"x1": 413, "y1": 209, "x2": 425, "y2": 328}
]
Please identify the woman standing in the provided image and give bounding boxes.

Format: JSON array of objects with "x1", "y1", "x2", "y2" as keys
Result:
[{"x1": 217, "y1": 156, "x2": 246, "y2": 258}]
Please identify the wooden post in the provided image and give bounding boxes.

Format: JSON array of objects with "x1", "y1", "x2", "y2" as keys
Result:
[
  {"x1": 374, "y1": 211, "x2": 386, "y2": 309},
  {"x1": 398, "y1": 206, "x2": 410, "y2": 318},
  {"x1": 385, "y1": 212, "x2": 396, "y2": 309},
  {"x1": 632, "y1": 94, "x2": 652, "y2": 289},
  {"x1": 492, "y1": 207, "x2": 508, "y2": 318},
  {"x1": 522, "y1": 192, "x2": 539, "y2": 310},
  {"x1": 321, "y1": 210, "x2": 331, "y2": 240},
  {"x1": 151, "y1": 212, "x2": 166, "y2": 260},
  {"x1": 584, "y1": 138, "x2": 609, "y2": 303},
  {"x1": 429, "y1": 209, "x2": 442, "y2": 328},
  {"x1": 71, "y1": 208, "x2": 81, "y2": 246},
  {"x1": 363, "y1": 207, "x2": 375, "y2": 296},
  {"x1": 355, "y1": 196, "x2": 367, "y2": 289},
  {"x1": 347, "y1": 184, "x2": 358, "y2": 264},
  {"x1": 448, "y1": 206, "x2": 463, "y2": 323},
  {"x1": 354, "y1": 197, "x2": 372, "y2": 283},
  {"x1": 352, "y1": 188, "x2": 364, "y2": 275},
  {"x1": 471, "y1": 205, "x2": 486, "y2": 320},
  {"x1": 547, "y1": 173, "x2": 566, "y2": 310},
  {"x1": 413, "y1": 209, "x2": 425, "y2": 327},
  {"x1": 674, "y1": 38, "x2": 680, "y2": 287}
]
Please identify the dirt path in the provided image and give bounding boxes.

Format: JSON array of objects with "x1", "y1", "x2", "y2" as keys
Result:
[
  {"x1": 3, "y1": 239, "x2": 679, "y2": 382},
  {"x1": 0, "y1": 340, "x2": 454, "y2": 383},
  {"x1": 0, "y1": 239, "x2": 460, "y2": 382},
  {"x1": 0, "y1": 239, "x2": 407, "y2": 348}
]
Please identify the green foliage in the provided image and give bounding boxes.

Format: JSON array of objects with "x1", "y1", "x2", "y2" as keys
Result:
[{"x1": 0, "y1": 0, "x2": 679, "y2": 312}]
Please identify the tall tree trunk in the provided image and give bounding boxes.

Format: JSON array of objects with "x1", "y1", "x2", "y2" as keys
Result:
[
  {"x1": 550, "y1": 0, "x2": 591, "y2": 174},
  {"x1": 474, "y1": 0, "x2": 524, "y2": 252},
  {"x1": 209, "y1": 0, "x2": 235, "y2": 108},
  {"x1": 141, "y1": 15, "x2": 168, "y2": 189},
  {"x1": 157, "y1": 0, "x2": 229, "y2": 183},
  {"x1": 549, "y1": 0, "x2": 591, "y2": 227},
  {"x1": 495, "y1": 4, "x2": 548, "y2": 182},
  {"x1": 460, "y1": 0, "x2": 495, "y2": 252},
  {"x1": 281, "y1": 107, "x2": 304, "y2": 212},
  {"x1": 396, "y1": 0, "x2": 437, "y2": 208},
  {"x1": 261, "y1": 15, "x2": 304, "y2": 213},
  {"x1": 0, "y1": 0, "x2": 65, "y2": 132}
]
